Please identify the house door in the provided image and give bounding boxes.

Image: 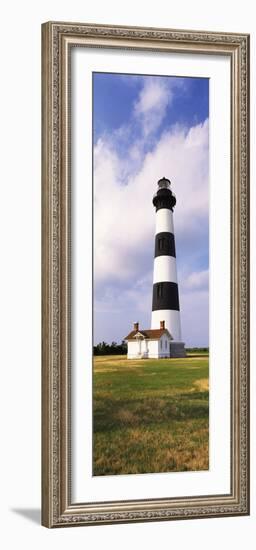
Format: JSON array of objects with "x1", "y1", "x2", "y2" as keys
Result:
[{"x1": 138, "y1": 338, "x2": 141, "y2": 355}]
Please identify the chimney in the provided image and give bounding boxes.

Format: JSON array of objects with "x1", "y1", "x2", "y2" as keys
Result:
[
  {"x1": 160, "y1": 320, "x2": 165, "y2": 330},
  {"x1": 134, "y1": 322, "x2": 139, "y2": 332}
]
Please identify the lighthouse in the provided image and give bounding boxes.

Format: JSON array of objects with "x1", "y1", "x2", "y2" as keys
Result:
[
  {"x1": 151, "y1": 177, "x2": 186, "y2": 357},
  {"x1": 124, "y1": 176, "x2": 185, "y2": 359}
]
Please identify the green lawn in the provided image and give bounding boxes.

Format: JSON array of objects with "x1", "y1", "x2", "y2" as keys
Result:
[{"x1": 93, "y1": 354, "x2": 209, "y2": 476}]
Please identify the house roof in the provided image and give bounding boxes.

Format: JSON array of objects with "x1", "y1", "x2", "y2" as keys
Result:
[{"x1": 124, "y1": 328, "x2": 172, "y2": 341}]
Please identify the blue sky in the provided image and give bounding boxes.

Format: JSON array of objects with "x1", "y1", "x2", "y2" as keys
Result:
[
  {"x1": 93, "y1": 72, "x2": 209, "y2": 347},
  {"x1": 93, "y1": 73, "x2": 209, "y2": 144}
]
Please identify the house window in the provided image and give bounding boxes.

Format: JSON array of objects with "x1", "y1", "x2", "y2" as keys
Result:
[
  {"x1": 165, "y1": 340, "x2": 167, "y2": 349},
  {"x1": 160, "y1": 340, "x2": 162, "y2": 349}
]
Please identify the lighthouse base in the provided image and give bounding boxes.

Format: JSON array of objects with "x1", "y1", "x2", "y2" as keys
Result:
[{"x1": 170, "y1": 341, "x2": 186, "y2": 358}]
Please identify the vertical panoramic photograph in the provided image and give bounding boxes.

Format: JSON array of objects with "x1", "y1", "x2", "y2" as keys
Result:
[{"x1": 92, "y1": 72, "x2": 209, "y2": 476}]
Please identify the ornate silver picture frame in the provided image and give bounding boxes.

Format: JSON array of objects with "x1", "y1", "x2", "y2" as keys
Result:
[{"x1": 42, "y1": 21, "x2": 250, "y2": 527}]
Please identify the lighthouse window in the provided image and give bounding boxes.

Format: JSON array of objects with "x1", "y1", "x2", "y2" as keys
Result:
[
  {"x1": 157, "y1": 283, "x2": 163, "y2": 299},
  {"x1": 158, "y1": 237, "x2": 165, "y2": 251}
]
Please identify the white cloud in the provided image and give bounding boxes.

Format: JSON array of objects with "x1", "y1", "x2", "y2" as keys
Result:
[
  {"x1": 94, "y1": 119, "x2": 209, "y2": 289},
  {"x1": 182, "y1": 269, "x2": 209, "y2": 291},
  {"x1": 133, "y1": 77, "x2": 186, "y2": 137},
  {"x1": 134, "y1": 78, "x2": 171, "y2": 114},
  {"x1": 179, "y1": 288, "x2": 209, "y2": 347},
  {"x1": 133, "y1": 78, "x2": 172, "y2": 137}
]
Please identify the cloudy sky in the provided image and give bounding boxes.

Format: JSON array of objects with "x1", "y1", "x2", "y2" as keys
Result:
[{"x1": 93, "y1": 73, "x2": 209, "y2": 347}]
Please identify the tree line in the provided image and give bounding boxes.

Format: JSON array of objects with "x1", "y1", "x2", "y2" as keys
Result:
[
  {"x1": 93, "y1": 342, "x2": 209, "y2": 356},
  {"x1": 93, "y1": 341, "x2": 127, "y2": 355},
  {"x1": 185, "y1": 347, "x2": 209, "y2": 353}
]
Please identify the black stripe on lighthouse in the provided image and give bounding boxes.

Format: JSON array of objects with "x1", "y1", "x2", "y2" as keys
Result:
[
  {"x1": 152, "y1": 281, "x2": 180, "y2": 311},
  {"x1": 154, "y1": 232, "x2": 176, "y2": 258}
]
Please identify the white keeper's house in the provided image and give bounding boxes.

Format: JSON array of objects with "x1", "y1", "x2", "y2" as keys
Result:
[{"x1": 124, "y1": 321, "x2": 174, "y2": 359}]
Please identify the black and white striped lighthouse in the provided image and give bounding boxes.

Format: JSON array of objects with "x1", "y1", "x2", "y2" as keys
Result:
[{"x1": 151, "y1": 177, "x2": 186, "y2": 357}]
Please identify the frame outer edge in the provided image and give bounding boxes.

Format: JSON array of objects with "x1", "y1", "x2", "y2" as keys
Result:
[
  {"x1": 243, "y1": 33, "x2": 250, "y2": 514},
  {"x1": 247, "y1": 34, "x2": 250, "y2": 515},
  {"x1": 41, "y1": 21, "x2": 250, "y2": 528},
  {"x1": 42, "y1": 21, "x2": 53, "y2": 528}
]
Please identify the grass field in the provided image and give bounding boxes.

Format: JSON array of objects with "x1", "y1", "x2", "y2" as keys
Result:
[{"x1": 93, "y1": 354, "x2": 209, "y2": 476}]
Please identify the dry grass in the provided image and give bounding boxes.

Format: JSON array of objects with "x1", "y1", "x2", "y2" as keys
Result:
[
  {"x1": 194, "y1": 378, "x2": 209, "y2": 392},
  {"x1": 93, "y1": 354, "x2": 209, "y2": 476}
]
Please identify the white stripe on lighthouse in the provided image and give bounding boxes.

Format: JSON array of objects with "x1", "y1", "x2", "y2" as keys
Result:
[
  {"x1": 151, "y1": 309, "x2": 182, "y2": 341},
  {"x1": 153, "y1": 256, "x2": 178, "y2": 284},
  {"x1": 155, "y1": 208, "x2": 174, "y2": 234}
]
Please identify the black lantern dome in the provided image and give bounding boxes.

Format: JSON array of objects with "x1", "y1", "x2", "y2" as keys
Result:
[{"x1": 152, "y1": 177, "x2": 176, "y2": 211}]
